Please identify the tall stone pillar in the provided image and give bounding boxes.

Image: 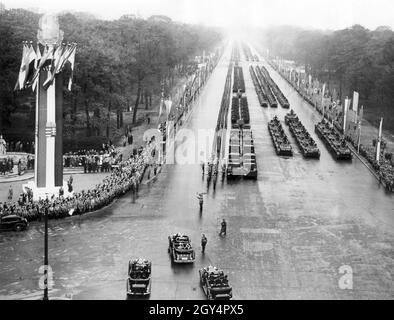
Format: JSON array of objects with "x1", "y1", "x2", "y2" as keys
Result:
[
  {"x1": 54, "y1": 73, "x2": 63, "y2": 187},
  {"x1": 21, "y1": 13, "x2": 75, "y2": 201},
  {"x1": 29, "y1": 69, "x2": 65, "y2": 200}
]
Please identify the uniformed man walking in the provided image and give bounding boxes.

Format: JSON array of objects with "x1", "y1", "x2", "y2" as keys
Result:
[
  {"x1": 7, "y1": 186, "x2": 13, "y2": 201},
  {"x1": 201, "y1": 234, "x2": 207, "y2": 253},
  {"x1": 196, "y1": 192, "x2": 204, "y2": 211},
  {"x1": 221, "y1": 163, "x2": 226, "y2": 181},
  {"x1": 219, "y1": 219, "x2": 227, "y2": 236}
]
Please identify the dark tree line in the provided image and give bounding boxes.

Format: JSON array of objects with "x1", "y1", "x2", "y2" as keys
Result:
[
  {"x1": 0, "y1": 8, "x2": 222, "y2": 140},
  {"x1": 261, "y1": 24, "x2": 394, "y2": 130}
]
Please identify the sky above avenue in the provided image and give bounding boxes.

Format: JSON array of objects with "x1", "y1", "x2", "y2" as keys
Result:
[{"x1": 3, "y1": 0, "x2": 394, "y2": 30}]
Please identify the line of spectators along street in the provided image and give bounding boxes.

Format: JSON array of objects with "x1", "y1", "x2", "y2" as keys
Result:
[
  {"x1": 0, "y1": 157, "x2": 31, "y2": 175},
  {"x1": 345, "y1": 137, "x2": 394, "y2": 191},
  {"x1": 3, "y1": 140, "x2": 34, "y2": 154},
  {"x1": 1, "y1": 142, "x2": 120, "y2": 177},
  {"x1": 0, "y1": 141, "x2": 158, "y2": 221},
  {"x1": 63, "y1": 143, "x2": 121, "y2": 173}
]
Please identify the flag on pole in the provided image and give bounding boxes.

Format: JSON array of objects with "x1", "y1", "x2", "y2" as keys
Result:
[
  {"x1": 314, "y1": 79, "x2": 320, "y2": 90},
  {"x1": 66, "y1": 45, "x2": 76, "y2": 91},
  {"x1": 358, "y1": 105, "x2": 364, "y2": 125},
  {"x1": 333, "y1": 88, "x2": 337, "y2": 101},
  {"x1": 14, "y1": 42, "x2": 28, "y2": 91},
  {"x1": 24, "y1": 43, "x2": 38, "y2": 88},
  {"x1": 59, "y1": 43, "x2": 76, "y2": 71},
  {"x1": 352, "y1": 91, "x2": 359, "y2": 122},
  {"x1": 322, "y1": 83, "x2": 326, "y2": 118},
  {"x1": 39, "y1": 45, "x2": 55, "y2": 69},
  {"x1": 158, "y1": 99, "x2": 164, "y2": 118},
  {"x1": 352, "y1": 91, "x2": 359, "y2": 112},
  {"x1": 308, "y1": 74, "x2": 312, "y2": 88},
  {"x1": 343, "y1": 97, "x2": 349, "y2": 135},
  {"x1": 34, "y1": 44, "x2": 41, "y2": 69},
  {"x1": 14, "y1": 42, "x2": 36, "y2": 90},
  {"x1": 29, "y1": 45, "x2": 55, "y2": 88},
  {"x1": 43, "y1": 44, "x2": 64, "y2": 89},
  {"x1": 357, "y1": 105, "x2": 364, "y2": 152},
  {"x1": 32, "y1": 44, "x2": 42, "y2": 91},
  {"x1": 376, "y1": 117, "x2": 383, "y2": 162},
  {"x1": 164, "y1": 99, "x2": 173, "y2": 116}
]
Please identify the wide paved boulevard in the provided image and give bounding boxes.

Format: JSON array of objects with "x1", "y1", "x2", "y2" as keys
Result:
[{"x1": 1, "y1": 43, "x2": 394, "y2": 300}]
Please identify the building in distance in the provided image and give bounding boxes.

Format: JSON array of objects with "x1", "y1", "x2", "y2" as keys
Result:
[{"x1": 148, "y1": 15, "x2": 172, "y2": 23}]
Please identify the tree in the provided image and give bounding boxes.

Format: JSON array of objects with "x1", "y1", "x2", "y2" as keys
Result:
[{"x1": 0, "y1": 8, "x2": 222, "y2": 145}]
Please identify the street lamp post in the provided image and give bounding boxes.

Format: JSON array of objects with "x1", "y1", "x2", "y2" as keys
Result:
[
  {"x1": 43, "y1": 205, "x2": 49, "y2": 300},
  {"x1": 164, "y1": 99, "x2": 173, "y2": 164},
  {"x1": 13, "y1": 13, "x2": 76, "y2": 301}
]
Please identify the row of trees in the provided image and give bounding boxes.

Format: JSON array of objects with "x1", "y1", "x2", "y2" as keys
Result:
[
  {"x1": 260, "y1": 25, "x2": 394, "y2": 130},
  {"x1": 0, "y1": 9, "x2": 222, "y2": 142}
]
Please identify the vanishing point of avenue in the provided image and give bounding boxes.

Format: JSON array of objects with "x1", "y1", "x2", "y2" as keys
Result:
[{"x1": 1, "y1": 5, "x2": 394, "y2": 301}]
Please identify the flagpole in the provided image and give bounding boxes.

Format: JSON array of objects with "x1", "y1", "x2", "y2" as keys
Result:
[
  {"x1": 376, "y1": 117, "x2": 383, "y2": 163},
  {"x1": 357, "y1": 105, "x2": 363, "y2": 153},
  {"x1": 343, "y1": 97, "x2": 348, "y2": 136},
  {"x1": 322, "y1": 83, "x2": 326, "y2": 120},
  {"x1": 357, "y1": 122, "x2": 362, "y2": 153}
]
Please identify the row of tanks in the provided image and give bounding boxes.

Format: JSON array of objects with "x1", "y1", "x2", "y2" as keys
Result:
[
  {"x1": 315, "y1": 120, "x2": 352, "y2": 160},
  {"x1": 268, "y1": 116, "x2": 293, "y2": 156},
  {"x1": 249, "y1": 66, "x2": 269, "y2": 107},
  {"x1": 232, "y1": 65, "x2": 245, "y2": 93},
  {"x1": 285, "y1": 110, "x2": 320, "y2": 159},
  {"x1": 255, "y1": 66, "x2": 278, "y2": 107},
  {"x1": 231, "y1": 45, "x2": 240, "y2": 63},
  {"x1": 260, "y1": 66, "x2": 290, "y2": 108},
  {"x1": 231, "y1": 96, "x2": 250, "y2": 128},
  {"x1": 241, "y1": 43, "x2": 259, "y2": 62}
]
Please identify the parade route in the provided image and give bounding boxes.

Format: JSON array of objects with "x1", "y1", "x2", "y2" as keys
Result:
[{"x1": 1, "y1": 43, "x2": 394, "y2": 300}]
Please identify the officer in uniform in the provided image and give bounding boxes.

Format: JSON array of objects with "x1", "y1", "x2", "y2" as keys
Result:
[
  {"x1": 201, "y1": 234, "x2": 208, "y2": 253},
  {"x1": 197, "y1": 192, "x2": 204, "y2": 211},
  {"x1": 220, "y1": 219, "x2": 227, "y2": 236}
]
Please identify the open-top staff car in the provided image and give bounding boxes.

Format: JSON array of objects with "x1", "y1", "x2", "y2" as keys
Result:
[
  {"x1": 168, "y1": 233, "x2": 195, "y2": 263},
  {"x1": 0, "y1": 215, "x2": 28, "y2": 232},
  {"x1": 126, "y1": 258, "x2": 152, "y2": 296},
  {"x1": 199, "y1": 266, "x2": 232, "y2": 300}
]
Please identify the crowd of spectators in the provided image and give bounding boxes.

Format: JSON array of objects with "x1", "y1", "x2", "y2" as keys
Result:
[
  {"x1": 0, "y1": 141, "x2": 157, "y2": 221},
  {"x1": 4, "y1": 140, "x2": 34, "y2": 154},
  {"x1": 345, "y1": 138, "x2": 394, "y2": 192},
  {"x1": 63, "y1": 143, "x2": 122, "y2": 173},
  {"x1": 0, "y1": 157, "x2": 31, "y2": 175}
]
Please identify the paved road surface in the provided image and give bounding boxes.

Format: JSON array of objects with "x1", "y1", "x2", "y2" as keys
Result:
[{"x1": 0, "y1": 43, "x2": 393, "y2": 300}]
